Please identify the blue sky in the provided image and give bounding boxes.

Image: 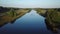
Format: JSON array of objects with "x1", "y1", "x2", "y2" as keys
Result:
[{"x1": 0, "y1": 0, "x2": 60, "y2": 8}]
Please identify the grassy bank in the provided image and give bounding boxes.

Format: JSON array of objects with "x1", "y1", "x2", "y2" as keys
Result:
[{"x1": 0, "y1": 9, "x2": 29, "y2": 26}]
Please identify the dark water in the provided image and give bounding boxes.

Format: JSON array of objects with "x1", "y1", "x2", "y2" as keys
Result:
[{"x1": 0, "y1": 10, "x2": 59, "y2": 34}]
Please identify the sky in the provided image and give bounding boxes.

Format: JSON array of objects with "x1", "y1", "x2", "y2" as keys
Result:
[{"x1": 0, "y1": 0, "x2": 60, "y2": 8}]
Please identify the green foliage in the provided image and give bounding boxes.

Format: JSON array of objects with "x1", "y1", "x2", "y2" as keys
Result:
[
  {"x1": 5, "y1": 9, "x2": 17, "y2": 17},
  {"x1": 51, "y1": 11, "x2": 60, "y2": 22}
]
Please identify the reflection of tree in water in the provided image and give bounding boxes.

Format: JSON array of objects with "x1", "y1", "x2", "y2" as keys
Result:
[
  {"x1": 0, "y1": 14, "x2": 25, "y2": 28},
  {"x1": 36, "y1": 9, "x2": 60, "y2": 33},
  {"x1": 36, "y1": 10, "x2": 59, "y2": 33},
  {"x1": 0, "y1": 22, "x2": 7, "y2": 27},
  {"x1": 0, "y1": 7, "x2": 60, "y2": 34},
  {"x1": 44, "y1": 9, "x2": 60, "y2": 34},
  {"x1": 45, "y1": 19, "x2": 59, "y2": 33},
  {"x1": 0, "y1": 8, "x2": 29, "y2": 28}
]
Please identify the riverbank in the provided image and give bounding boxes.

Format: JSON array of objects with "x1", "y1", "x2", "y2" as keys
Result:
[
  {"x1": 0, "y1": 9, "x2": 29, "y2": 26},
  {"x1": 0, "y1": 6, "x2": 60, "y2": 27}
]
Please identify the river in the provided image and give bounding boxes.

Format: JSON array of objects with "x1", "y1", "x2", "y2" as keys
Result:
[{"x1": 0, "y1": 10, "x2": 58, "y2": 34}]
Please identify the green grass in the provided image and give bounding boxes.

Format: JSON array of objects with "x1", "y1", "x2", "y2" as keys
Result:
[
  {"x1": 51, "y1": 12, "x2": 60, "y2": 22},
  {"x1": 36, "y1": 9, "x2": 60, "y2": 24}
]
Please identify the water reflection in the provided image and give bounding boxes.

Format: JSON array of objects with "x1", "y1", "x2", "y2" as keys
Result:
[
  {"x1": 45, "y1": 19, "x2": 60, "y2": 34},
  {"x1": 0, "y1": 9, "x2": 29, "y2": 27},
  {"x1": 45, "y1": 19, "x2": 58, "y2": 33},
  {"x1": 0, "y1": 10, "x2": 60, "y2": 34},
  {"x1": 36, "y1": 10, "x2": 60, "y2": 34}
]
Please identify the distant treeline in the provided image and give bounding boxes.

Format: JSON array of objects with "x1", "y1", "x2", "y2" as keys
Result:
[
  {"x1": 0, "y1": 6, "x2": 60, "y2": 13},
  {"x1": 0, "y1": 6, "x2": 20, "y2": 13}
]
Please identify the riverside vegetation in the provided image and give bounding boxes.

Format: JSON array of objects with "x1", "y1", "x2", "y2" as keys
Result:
[{"x1": 0, "y1": 6, "x2": 60, "y2": 32}]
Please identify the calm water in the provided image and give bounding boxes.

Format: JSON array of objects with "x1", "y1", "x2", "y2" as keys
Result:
[{"x1": 0, "y1": 10, "x2": 57, "y2": 34}]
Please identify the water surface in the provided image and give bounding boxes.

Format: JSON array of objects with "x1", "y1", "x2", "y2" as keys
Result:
[{"x1": 0, "y1": 10, "x2": 55, "y2": 34}]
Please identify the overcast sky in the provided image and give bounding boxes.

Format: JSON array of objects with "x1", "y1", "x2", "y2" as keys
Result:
[{"x1": 0, "y1": 0, "x2": 60, "y2": 8}]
